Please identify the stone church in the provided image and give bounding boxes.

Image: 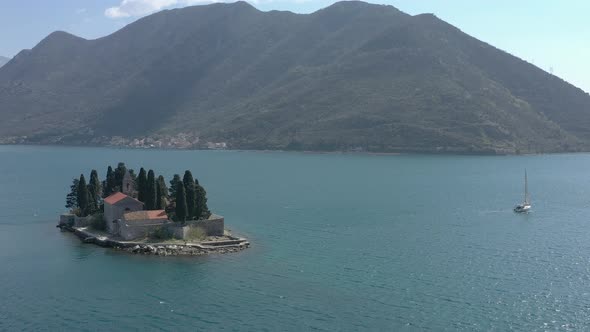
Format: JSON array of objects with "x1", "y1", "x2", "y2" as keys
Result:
[{"x1": 102, "y1": 170, "x2": 169, "y2": 240}]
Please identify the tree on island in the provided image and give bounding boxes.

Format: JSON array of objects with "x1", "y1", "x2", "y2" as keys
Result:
[
  {"x1": 183, "y1": 170, "x2": 196, "y2": 220},
  {"x1": 77, "y1": 174, "x2": 90, "y2": 217},
  {"x1": 87, "y1": 170, "x2": 102, "y2": 213},
  {"x1": 65, "y1": 178, "x2": 79, "y2": 210},
  {"x1": 65, "y1": 164, "x2": 211, "y2": 220},
  {"x1": 137, "y1": 168, "x2": 147, "y2": 202},
  {"x1": 195, "y1": 179, "x2": 211, "y2": 220},
  {"x1": 156, "y1": 175, "x2": 168, "y2": 210},
  {"x1": 114, "y1": 162, "x2": 127, "y2": 191},
  {"x1": 169, "y1": 174, "x2": 182, "y2": 202},
  {"x1": 145, "y1": 170, "x2": 157, "y2": 210},
  {"x1": 175, "y1": 181, "x2": 188, "y2": 222},
  {"x1": 103, "y1": 166, "x2": 116, "y2": 197}
]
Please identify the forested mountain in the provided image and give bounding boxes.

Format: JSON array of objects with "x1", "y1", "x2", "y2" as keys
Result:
[{"x1": 1, "y1": 1, "x2": 589, "y2": 153}]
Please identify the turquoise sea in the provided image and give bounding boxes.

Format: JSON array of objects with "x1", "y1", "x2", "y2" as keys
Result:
[{"x1": 1, "y1": 145, "x2": 590, "y2": 331}]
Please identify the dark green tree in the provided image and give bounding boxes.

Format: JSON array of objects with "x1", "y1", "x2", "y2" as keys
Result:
[
  {"x1": 137, "y1": 168, "x2": 147, "y2": 202},
  {"x1": 103, "y1": 165, "x2": 116, "y2": 197},
  {"x1": 156, "y1": 175, "x2": 168, "y2": 210},
  {"x1": 169, "y1": 174, "x2": 181, "y2": 201},
  {"x1": 114, "y1": 162, "x2": 127, "y2": 191},
  {"x1": 145, "y1": 170, "x2": 157, "y2": 210},
  {"x1": 195, "y1": 179, "x2": 211, "y2": 219},
  {"x1": 175, "y1": 181, "x2": 188, "y2": 222},
  {"x1": 183, "y1": 170, "x2": 196, "y2": 219},
  {"x1": 65, "y1": 178, "x2": 79, "y2": 209},
  {"x1": 77, "y1": 174, "x2": 90, "y2": 217},
  {"x1": 87, "y1": 170, "x2": 101, "y2": 213}
]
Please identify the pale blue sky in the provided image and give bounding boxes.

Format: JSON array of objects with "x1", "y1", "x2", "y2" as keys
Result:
[{"x1": 0, "y1": 0, "x2": 588, "y2": 92}]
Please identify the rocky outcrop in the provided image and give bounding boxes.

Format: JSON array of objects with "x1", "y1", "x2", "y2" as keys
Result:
[{"x1": 127, "y1": 243, "x2": 248, "y2": 256}]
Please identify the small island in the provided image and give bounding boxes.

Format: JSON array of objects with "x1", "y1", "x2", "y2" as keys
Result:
[{"x1": 57, "y1": 162, "x2": 249, "y2": 255}]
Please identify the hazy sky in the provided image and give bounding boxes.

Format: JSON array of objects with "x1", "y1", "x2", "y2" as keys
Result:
[{"x1": 0, "y1": 0, "x2": 588, "y2": 92}]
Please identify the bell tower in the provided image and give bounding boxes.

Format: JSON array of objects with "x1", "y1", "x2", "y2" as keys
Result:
[{"x1": 122, "y1": 170, "x2": 135, "y2": 196}]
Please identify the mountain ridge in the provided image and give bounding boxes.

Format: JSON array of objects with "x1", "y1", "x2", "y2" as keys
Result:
[{"x1": 1, "y1": 1, "x2": 589, "y2": 154}]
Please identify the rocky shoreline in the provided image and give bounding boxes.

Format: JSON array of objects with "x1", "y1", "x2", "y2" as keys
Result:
[
  {"x1": 58, "y1": 224, "x2": 250, "y2": 256},
  {"x1": 125, "y1": 243, "x2": 247, "y2": 256}
]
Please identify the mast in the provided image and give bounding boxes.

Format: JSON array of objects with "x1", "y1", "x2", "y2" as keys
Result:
[{"x1": 524, "y1": 169, "x2": 530, "y2": 204}]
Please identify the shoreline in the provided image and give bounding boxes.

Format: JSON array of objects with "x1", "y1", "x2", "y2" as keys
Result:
[
  {"x1": 0, "y1": 142, "x2": 579, "y2": 157},
  {"x1": 58, "y1": 224, "x2": 250, "y2": 256}
]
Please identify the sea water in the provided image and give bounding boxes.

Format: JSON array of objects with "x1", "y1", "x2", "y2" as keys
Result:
[{"x1": 1, "y1": 145, "x2": 589, "y2": 330}]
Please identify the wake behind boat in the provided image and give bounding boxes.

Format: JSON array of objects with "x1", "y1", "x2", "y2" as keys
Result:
[{"x1": 514, "y1": 170, "x2": 531, "y2": 213}]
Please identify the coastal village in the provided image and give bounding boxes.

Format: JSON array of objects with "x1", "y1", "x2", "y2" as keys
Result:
[
  {"x1": 58, "y1": 162, "x2": 248, "y2": 255},
  {"x1": 107, "y1": 133, "x2": 228, "y2": 150},
  {"x1": 0, "y1": 133, "x2": 228, "y2": 150}
]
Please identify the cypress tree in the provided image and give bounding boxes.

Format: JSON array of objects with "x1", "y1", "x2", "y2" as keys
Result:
[
  {"x1": 87, "y1": 170, "x2": 101, "y2": 213},
  {"x1": 195, "y1": 179, "x2": 211, "y2": 220},
  {"x1": 175, "y1": 181, "x2": 188, "y2": 222},
  {"x1": 77, "y1": 174, "x2": 90, "y2": 217},
  {"x1": 65, "y1": 178, "x2": 79, "y2": 210},
  {"x1": 145, "y1": 170, "x2": 157, "y2": 210},
  {"x1": 169, "y1": 174, "x2": 181, "y2": 201},
  {"x1": 137, "y1": 168, "x2": 147, "y2": 202},
  {"x1": 156, "y1": 175, "x2": 168, "y2": 210},
  {"x1": 104, "y1": 166, "x2": 116, "y2": 197},
  {"x1": 183, "y1": 170, "x2": 196, "y2": 220},
  {"x1": 114, "y1": 162, "x2": 127, "y2": 191}
]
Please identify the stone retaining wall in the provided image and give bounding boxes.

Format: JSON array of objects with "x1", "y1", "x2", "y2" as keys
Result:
[
  {"x1": 187, "y1": 214, "x2": 224, "y2": 236},
  {"x1": 166, "y1": 224, "x2": 189, "y2": 239},
  {"x1": 119, "y1": 222, "x2": 166, "y2": 240},
  {"x1": 60, "y1": 213, "x2": 225, "y2": 241},
  {"x1": 58, "y1": 224, "x2": 249, "y2": 256},
  {"x1": 59, "y1": 214, "x2": 92, "y2": 227},
  {"x1": 164, "y1": 215, "x2": 225, "y2": 239}
]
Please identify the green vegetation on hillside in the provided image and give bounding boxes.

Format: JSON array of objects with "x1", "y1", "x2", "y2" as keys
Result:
[{"x1": 2, "y1": 2, "x2": 590, "y2": 154}]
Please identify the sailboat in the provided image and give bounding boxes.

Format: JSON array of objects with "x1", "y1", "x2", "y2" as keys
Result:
[{"x1": 514, "y1": 170, "x2": 531, "y2": 213}]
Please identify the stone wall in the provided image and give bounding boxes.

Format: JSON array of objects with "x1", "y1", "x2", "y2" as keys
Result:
[
  {"x1": 194, "y1": 214, "x2": 224, "y2": 236},
  {"x1": 59, "y1": 214, "x2": 92, "y2": 227},
  {"x1": 119, "y1": 222, "x2": 167, "y2": 241},
  {"x1": 74, "y1": 216, "x2": 92, "y2": 227},
  {"x1": 119, "y1": 224, "x2": 148, "y2": 241},
  {"x1": 59, "y1": 214, "x2": 76, "y2": 227},
  {"x1": 166, "y1": 224, "x2": 189, "y2": 240},
  {"x1": 186, "y1": 215, "x2": 225, "y2": 237},
  {"x1": 164, "y1": 215, "x2": 224, "y2": 240},
  {"x1": 104, "y1": 203, "x2": 119, "y2": 234}
]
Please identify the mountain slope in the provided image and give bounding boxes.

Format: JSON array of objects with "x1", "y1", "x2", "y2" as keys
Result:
[
  {"x1": 1, "y1": 1, "x2": 589, "y2": 153},
  {"x1": 0, "y1": 56, "x2": 8, "y2": 67}
]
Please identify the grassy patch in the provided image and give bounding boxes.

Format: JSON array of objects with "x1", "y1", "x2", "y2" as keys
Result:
[{"x1": 187, "y1": 227, "x2": 207, "y2": 241}]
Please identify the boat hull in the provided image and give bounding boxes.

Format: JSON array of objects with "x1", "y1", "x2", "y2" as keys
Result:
[{"x1": 514, "y1": 204, "x2": 531, "y2": 213}]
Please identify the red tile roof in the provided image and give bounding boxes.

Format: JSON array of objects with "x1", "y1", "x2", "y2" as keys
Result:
[
  {"x1": 104, "y1": 192, "x2": 142, "y2": 205},
  {"x1": 123, "y1": 210, "x2": 168, "y2": 221}
]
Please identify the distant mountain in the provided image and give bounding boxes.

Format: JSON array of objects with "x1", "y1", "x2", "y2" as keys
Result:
[
  {"x1": 0, "y1": 56, "x2": 9, "y2": 67},
  {"x1": 1, "y1": 1, "x2": 590, "y2": 153}
]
